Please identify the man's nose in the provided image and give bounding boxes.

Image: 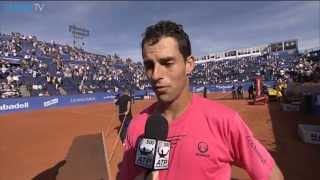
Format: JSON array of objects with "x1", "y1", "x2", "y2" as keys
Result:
[{"x1": 151, "y1": 64, "x2": 163, "y2": 81}]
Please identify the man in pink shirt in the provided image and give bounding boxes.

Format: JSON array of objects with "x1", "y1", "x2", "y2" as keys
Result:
[{"x1": 118, "y1": 20, "x2": 284, "y2": 180}]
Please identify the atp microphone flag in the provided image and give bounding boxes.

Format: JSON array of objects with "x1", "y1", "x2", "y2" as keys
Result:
[{"x1": 135, "y1": 113, "x2": 170, "y2": 170}]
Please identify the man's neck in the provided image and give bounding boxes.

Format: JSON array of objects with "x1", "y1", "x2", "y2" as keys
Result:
[{"x1": 155, "y1": 91, "x2": 193, "y2": 123}]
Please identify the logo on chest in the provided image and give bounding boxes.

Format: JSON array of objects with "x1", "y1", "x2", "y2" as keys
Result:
[{"x1": 196, "y1": 142, "x2": 210, "y2": 157}]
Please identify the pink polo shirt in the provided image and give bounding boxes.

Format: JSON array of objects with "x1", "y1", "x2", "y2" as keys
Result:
[{"x1": 119, "y1": 94, "x2": 275, "y2": 180}]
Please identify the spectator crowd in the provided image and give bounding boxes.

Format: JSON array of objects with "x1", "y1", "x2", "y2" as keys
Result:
[{"x1": 0, "y1": 32, "x2": 319, "y2": 99}]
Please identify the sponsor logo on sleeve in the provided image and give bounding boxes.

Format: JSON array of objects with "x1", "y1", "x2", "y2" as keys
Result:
[{"x1": 246, "y1": 136, "x2": 267, "y2": 164}]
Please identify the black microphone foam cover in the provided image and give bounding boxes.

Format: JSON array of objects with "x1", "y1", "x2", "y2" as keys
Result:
[{"x1": 144, "y1": 113, "x2": 168, "y2": 140}]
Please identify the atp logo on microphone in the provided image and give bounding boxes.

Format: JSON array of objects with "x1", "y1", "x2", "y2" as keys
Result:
[
  {"x1": 135, "y1": 138, "x2": 171, "y2": 170},
  {"x1": 154, "y1": 140, "x2": 170, "y2": 170},
  {"x1": 158, "y1": 145, "x2": 169, "y2": 158}
]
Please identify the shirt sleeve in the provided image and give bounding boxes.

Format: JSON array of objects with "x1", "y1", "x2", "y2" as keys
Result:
[
  {"x1": 227, "y1": 113, "x2": 275, "y2": 180},
  {"x1": 129, "y1": 95, "x2": 133, "y2": 102}
]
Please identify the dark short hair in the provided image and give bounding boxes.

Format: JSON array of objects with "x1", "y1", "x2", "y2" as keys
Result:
[{"x1": 141, "y1": 20, "x2": 192, "y2": 60}]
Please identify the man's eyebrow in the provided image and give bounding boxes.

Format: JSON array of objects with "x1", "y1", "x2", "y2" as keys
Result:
[
  {"x1": 143, "y1": 59, "x2": 152, "y2": 63},
  {"x1": 159, "y1": 57, "x2": 174, "y2": 63},
  {"x1": 143, "y1": 60, "x2": 153, "y2": 66}
]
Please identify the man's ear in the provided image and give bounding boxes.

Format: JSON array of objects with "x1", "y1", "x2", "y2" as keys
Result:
[{"x1": 185, "y1": 55, "x2": 195, "y2": 76}]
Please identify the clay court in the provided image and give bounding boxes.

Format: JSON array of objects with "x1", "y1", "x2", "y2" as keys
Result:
[{"x1": 1, "y1": 93, "x2": 320, "y2": 180}]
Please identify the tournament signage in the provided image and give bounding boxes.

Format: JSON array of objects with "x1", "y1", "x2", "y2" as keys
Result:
[{"x1": 0, "y1": 93, "x2": 115, "y2": 115}]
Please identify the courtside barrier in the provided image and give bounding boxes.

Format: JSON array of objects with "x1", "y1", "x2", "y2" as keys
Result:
[
  {"x1": 192, "y1": 81, "x2": 277, "y2": 93},
  {"x1": 0, "y1": 93, "x2": 116, "y2": 115},
  {"x1": 1, "y1": 82, "x2": 277, "y2": 115}
]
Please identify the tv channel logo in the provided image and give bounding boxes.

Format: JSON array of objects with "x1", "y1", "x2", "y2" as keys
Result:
[{"x1": 1, "y1": 3, "x2": 45, "y2": 13}]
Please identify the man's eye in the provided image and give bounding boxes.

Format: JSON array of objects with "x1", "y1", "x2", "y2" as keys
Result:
[
  {"x1": 144, "y1": 63, "x2": 153, "y2": 70},
  {"x1": 164, "y1": 62, "x2": 174, "y2": 66}
]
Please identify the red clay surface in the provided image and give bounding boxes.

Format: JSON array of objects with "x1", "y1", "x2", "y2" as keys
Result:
[{"x1": 1, "y1": 93, "x2": 320, "y2": 180}]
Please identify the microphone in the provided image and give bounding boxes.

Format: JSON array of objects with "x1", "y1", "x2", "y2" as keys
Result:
[{"x1": 135, "y1": 113, "x2": 170, "y2": 170}]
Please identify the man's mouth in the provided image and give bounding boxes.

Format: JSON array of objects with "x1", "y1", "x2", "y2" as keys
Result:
[{"x1": 154, "y1": 86, "x2": 168, "y2": 93}]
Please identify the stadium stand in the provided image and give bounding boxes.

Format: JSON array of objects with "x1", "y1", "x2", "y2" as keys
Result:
[{"x1": 0, "y1": 32, "x2": 319, "y2": 99}]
